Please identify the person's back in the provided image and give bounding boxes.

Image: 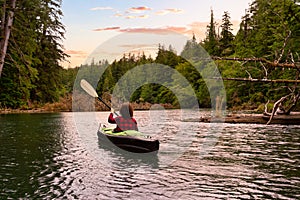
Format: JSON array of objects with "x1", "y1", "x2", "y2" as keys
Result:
[{"x1": 108, "y1": 103, "x2": 138, "y2": 132}]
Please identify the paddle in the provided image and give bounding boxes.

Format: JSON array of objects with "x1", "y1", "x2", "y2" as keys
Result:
[{"x1": 80, "y1": 79, "x2": 119, "y2": 116}]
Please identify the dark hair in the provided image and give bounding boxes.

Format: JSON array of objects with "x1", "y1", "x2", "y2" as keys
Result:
[{"x1": 119, "y1": 103, "x2": 133, "y2": 119}]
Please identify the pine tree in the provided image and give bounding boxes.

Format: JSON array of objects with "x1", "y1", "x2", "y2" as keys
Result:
[
  {"x1": 0, "y1": 0, "x2": 67, "y2": 108},
  {"x1": 30, "y1": 0, "x2": 67, "y2": 103},
  {"x1": 202, "y1": 9, "x2": 220, "y2": 56},
  {"x1": 181, "y1": 34, "x2": 208, "y2": 63},
  {"x1": 234, "y1": 9, "x2": 252, "y2": 56},
  {"x1": 219, "y1": 11, "x2": 234, "y2": 56},
  {"x1": 235, "y1": 0, "x2": 300, "y2": 60}
]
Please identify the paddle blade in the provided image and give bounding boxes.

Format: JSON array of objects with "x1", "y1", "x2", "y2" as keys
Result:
[{"x1": 80, "y1": 79, "x2": 99, "y2": 98}]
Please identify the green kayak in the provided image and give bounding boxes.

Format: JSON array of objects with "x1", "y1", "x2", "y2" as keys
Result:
[{"x1": 97, "y1": 127, "x2": 159, "y2": 153}]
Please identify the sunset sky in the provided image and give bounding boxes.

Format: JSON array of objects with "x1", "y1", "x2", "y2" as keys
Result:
[{"x1": 61, "y1": 0, "x2": 253, "y2": 68}]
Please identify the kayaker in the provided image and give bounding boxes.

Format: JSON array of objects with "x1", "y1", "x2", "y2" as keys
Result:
[{"x1": 108, "y1": 103, "x2": 138, "y2": 132}]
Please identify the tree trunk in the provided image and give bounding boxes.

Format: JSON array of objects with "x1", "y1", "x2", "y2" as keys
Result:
[{"x1": 0, "y1": 0, "x2": 16, "y2": 77}]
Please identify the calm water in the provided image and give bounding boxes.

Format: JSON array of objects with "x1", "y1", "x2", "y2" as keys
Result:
[{"x1": 0, "y1": 111, "x2": 299, "y2": 199}]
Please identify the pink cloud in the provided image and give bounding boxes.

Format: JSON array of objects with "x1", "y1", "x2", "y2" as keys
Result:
[
  {"x1": 128, "y1": 6, "x2": 151, "y2": 13},
  {"x1": 125, "y1": 14, "x2": 149, "y2": 19},
  {"x1": 119, "y1": 44, "x2": 157, "y2": 48},
  {"x1": 125, "y1": 15, "x2": 136, "y2": 19},
  {"x1": 114, "y1": 13, "x2": 123, "y2": 17},
  {"x1": 138, "y1": 15, "x2": 149, "y2": 19},
  {"x1": 92, "y1": 26, "x2": 190, "y2": 35},
  {"x1": 155, "y1": 10, "x2": 169, "y2": 15},
  {"x1": 93, "y1": 27, "x2": 121, "y2": 31},
  {"x1": 166, "y1": 8, "x2": 183, "y2": 13},
  {"x1": 64, "y1": 50, "x2": 87, "y2": 58},
  {"x1": 119, "y1": 26, "x2": 189, "y2": 35},
  {"x1": 92, "y1": 20, "x2": 240, "y2": 40}
]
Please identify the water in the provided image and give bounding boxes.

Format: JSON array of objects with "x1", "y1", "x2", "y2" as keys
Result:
[{"x1": 0, "y1": 111, "x2": 299, "y2": 199}]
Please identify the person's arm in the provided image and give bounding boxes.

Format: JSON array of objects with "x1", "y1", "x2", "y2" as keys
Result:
[
  {"x1": 108, "y1": 113, "x2": 116, "y2": 124},
  {"x1": 132, "y1": 118, "x2": 138, "y2": 131}
]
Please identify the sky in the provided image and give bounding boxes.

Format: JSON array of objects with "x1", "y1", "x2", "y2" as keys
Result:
[{"x1": 61, "y1": 0, "x2": 253, "y2": 68}]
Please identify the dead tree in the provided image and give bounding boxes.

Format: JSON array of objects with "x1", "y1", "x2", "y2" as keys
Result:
[{"x1": 0, "y1": 0, "x2": 16, "y2": 77}]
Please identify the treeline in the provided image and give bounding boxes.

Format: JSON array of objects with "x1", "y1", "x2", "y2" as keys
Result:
[
  {"x1": 95, "y1": 46, "x2": 211, "y2": 108},
  {"x1": 1, "y1": 0, "x2": 300, "y2": 110}
]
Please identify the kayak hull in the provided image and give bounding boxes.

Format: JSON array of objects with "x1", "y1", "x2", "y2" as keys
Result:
[{"x1": 97, "y1": 128, "x2": 159, "y2": 153}]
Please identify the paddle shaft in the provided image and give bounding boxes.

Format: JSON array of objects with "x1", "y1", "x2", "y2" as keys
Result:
[{"x1": 97, "y1": 96, "x2": 119, "y2": 116}]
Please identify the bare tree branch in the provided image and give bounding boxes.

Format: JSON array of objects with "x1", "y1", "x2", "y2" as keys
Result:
[
  {"x1": 266, "y1": 94, "x2": 291, "y2": 125},
  {"x1": 275, "y1": 30, "x2": 292, "y2": 64},
  {"x1": 215, "y1": 77, "x2": 300, "y2": 83},
  {"x1": 212, "y1": 56, "x2": 299, "y2": 69}
]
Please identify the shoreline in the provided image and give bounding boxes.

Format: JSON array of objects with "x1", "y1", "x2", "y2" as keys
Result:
[
  {"x1": 2, "y1": 107, "x2": 300, "y2": 125},
  {"x1": 0, "y1": 102, "x2": 176, "y2": 114}
]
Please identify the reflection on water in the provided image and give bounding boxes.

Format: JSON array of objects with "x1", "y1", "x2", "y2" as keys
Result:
[{"x1": 0, "y1": 111, "x2": 299, "y2": 199}]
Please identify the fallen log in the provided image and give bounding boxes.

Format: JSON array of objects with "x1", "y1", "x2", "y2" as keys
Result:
[{"x1": 193, "y1": 113, "x2": 300, "y2": 125}]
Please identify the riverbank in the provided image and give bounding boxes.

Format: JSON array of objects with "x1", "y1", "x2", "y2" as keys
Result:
[
  {"x1": 198, "y1": 112, "x2": 300, "y2": 125},
  {"x1": 0, "y1": 100, "x2": 175, "y2": 114}
]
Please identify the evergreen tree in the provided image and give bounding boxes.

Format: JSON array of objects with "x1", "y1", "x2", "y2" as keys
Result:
[
  {"x1": 219, "y1": 11, "x2": 234, "y2": 56},
  {"x1": 235, "y1": 0, "x2": 300, "y2": 60},
  {"x1": 202, "y1": 9, "x2": 220, "y2": 56},
  {"x1": 0, "y1": 0, "x2": 67, "y2": 108},
  {"x1": 156, "y1": 44, "x2": 184, "y2": 68},
  {"x1": 181, "y1": 34, "x2": 207, "y2": 62},
  {"x1": 30, "y1": 0, "x2": 67, "y2": 103},
  {"x1": 234, "y1": 10, "x2": 252, "y2": 56}
]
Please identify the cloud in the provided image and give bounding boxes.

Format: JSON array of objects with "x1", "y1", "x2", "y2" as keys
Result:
[
  {"x1": 114, "y1": 13, "x2": 123, "y2": 17},
  {"x1": 92, "y1": 20, "x2": 241, "y2": 40},
  {"x1": 93, "y1": 26, "x2": 121, "y2": 31},
  {"x1": 65, "y1": 50, "x2": 86, "y2": 55},
  {"x1": 92, "y1": 26, "x2": 190, "y2": 35},
  {"x1": 125, "y1": 15, "x2": 149, "y2": 19},
  {"x1": 166, "y1": 8, "x2": 183, "y2": 13},
  {"x1": 125, "y1": 15, "x2": 136, "y2": 19},
  {"x1": 139, "y1": 15, "x2": 149, "y2": 19},
  {"x1": 118, "y1": 27, "x2": 189, "y2": 35},
  {"x1": 119, "y1": 44, "x2": 157, "y2": 48},
  {"x1": 92, "y1": 25, "x2": 205, "y2": 40},
  {"x1": 90, "y1": 7, "x2": 113, "y2": 11},
  {"x1": 128, "y1": 6, "x2": 151, "y2": 13},
  {"x1": 155, "y1": 10, "x2": 169, "y2": 15},
  {"x1": 155, "y1": 8, "x2": 183, "y2": 15}
]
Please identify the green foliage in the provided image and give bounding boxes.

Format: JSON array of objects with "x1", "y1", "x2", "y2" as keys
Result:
[
  {"x1": 0, "y1": 0, "x2": 67, "y2": 108},
  {"x1": 235, "y1": 0, "x2": 300, "y2": 59},
  {"x1": 93, "y1": 47, "x2": 211, "y2": 108}
]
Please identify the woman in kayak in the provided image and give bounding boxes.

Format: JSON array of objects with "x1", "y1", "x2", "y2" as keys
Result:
[{"x1": 108, "y1": 103, "x2": 138, "y2": 132}]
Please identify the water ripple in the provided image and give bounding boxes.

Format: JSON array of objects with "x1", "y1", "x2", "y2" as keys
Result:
[{"x1": 0, "y1": 112, "x2": 299, "y2": 199}]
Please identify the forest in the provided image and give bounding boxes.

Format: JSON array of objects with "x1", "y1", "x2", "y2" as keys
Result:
[{"x1": 0, "y1": 0, "x2": 300, "y2": 113}]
